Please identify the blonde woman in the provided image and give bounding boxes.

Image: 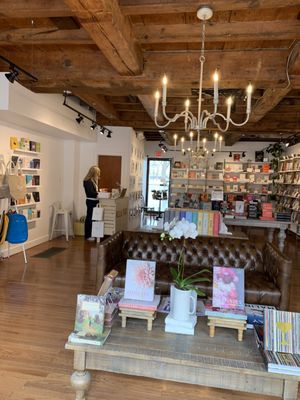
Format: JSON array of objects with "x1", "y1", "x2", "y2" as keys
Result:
[{"x1": 83, "y1": 166, "x2": 101, "y2": 240}]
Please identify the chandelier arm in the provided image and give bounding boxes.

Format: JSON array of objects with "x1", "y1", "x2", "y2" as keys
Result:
[
  {"x1": 228, "y1": 114, "x2": 250, "y2": 127},
  {"x1": 154, "y1": 115, "x2": 175, "y2": 129},
  {"x1": 210, "y1": 118, "x2": 231, "y2": 133}
]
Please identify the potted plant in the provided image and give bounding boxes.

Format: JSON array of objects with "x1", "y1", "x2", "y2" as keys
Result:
[
  {"x1": 265, "y1": 142, "x2": 285, "y2": 201},
  {"x1": 161, "y1": 218, "x2": 210, "y2": 321}
]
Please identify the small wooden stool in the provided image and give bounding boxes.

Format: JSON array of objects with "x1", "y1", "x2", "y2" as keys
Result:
[
  {"x1": 119, "y1": 309, "x2": 156, "y2": 331},
  {"x1": 207, "y1": 317, "x2": 247, "y2": 341}
]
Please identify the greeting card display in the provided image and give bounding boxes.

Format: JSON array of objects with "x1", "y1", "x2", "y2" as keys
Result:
[
  {"x1": 124, "y1": 259, "x2": 156, "y2": 302},
  {"x1": 212, "y1": 266, "x2": 245, "y2": 310}
]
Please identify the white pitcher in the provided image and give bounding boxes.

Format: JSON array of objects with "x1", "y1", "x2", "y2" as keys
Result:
[{"x1": 170, "y1": 284, "x2": 196, "y2": 321}]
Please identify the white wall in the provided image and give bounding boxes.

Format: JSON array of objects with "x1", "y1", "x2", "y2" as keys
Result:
[{"x1": 285, "y1": 142, "x2": 300, "y2": 157}]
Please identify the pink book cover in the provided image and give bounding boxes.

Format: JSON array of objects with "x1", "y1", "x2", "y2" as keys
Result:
[
  {"x1": 119, "y1": 295, "x2": 161, "y2": 311},
  {"x1": 213, "y1": 212, "x2": 220, "y2": 236},
  {"x1": 212, "y1": 266, "x2": 245, "y2": 309},
  {"x1": 124, "y1": 259, "x2": 156, "y2": 301}
]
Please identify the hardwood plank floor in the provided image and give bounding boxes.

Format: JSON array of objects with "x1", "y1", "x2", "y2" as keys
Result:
[{"x1": 0, "y1": 230, "x2": 299, "y2": 400}]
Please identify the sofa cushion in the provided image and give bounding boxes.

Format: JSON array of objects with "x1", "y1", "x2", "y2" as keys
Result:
[{"x1": 245, "y1": 271, "x2": 281, "y2": 307}]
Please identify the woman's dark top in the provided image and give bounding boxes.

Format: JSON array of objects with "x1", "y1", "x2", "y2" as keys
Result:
[{"x1": 83, "y1": 180, "x2": 98, "y2": 199}]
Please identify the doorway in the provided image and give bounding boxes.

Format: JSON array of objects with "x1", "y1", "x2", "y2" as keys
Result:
[
  {"x1": 146, "y1": 158, "x2": 171, "y2": 214},
  {"x1": 98, "y1": 155, "x2": 121, "y2": 191}
]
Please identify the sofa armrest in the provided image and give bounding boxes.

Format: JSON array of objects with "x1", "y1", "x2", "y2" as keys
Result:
[
  {"x1": 263, "y1": 242, "x2": 292, "y2": 310},
  {"x1": 96, "y1": 231, "x2": 124, "y2": 292}
]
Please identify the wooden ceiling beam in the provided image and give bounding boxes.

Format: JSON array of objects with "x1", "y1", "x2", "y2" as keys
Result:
[
  {"x1": 137, "y1": 94, "x2": 164, "y2": 123},
  {"x1": 1, "y1": 47, "x2": 291, "y2": 86},
  {"x1": 0, "y1": 28, "x2": 93, "y2": 45},
  {"x1": 134, "y1": 20, "x2": 300, "y2": 44},
  {"x1": 249, "y1": 44, "x2": 300, "y2": 123},
  {"x1": 225, "y1": 133, "x2": 243, "y2": 146},
  {"x1": 0, "y1": 0, "x2": 73, "y2": 18},
  {"x1": 64, "y1": 0, "x2": 142, "y2": 75},
  {"x1": 120, "y1": 0, "x2": 300, "y2": 16},
  {"x1": 73, "y1": 92, "x2": 119, "y2": 120}
]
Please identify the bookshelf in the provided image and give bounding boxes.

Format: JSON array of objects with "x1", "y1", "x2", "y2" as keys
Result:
[
  {"x1": 10, "y1": 140, "x2": 42, "y2": 224},
  {"x1": 276, "y1": 156, "x2": 300, "y2": 236},
  {"x1": 170, "y1": 158, "x2": 223, "y2": 208}
]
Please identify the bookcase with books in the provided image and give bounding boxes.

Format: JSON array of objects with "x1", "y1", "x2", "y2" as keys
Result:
[
  {"x1": 276, "y1": 156, "x2": 300, "y2": 236},
  {"x1": 170, "y1": 157, "x2": 223, "y2": 209},
  {"x1": 10, "y1": 137, "x2": 42, "y2": 224}
]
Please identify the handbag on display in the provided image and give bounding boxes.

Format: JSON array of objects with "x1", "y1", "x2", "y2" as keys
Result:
[
  {"x1": 6, "y1": 213, "x2": 28, "y2": 244},
  {"x1": 91, "y1": 221, "x2": 104, "y2": 238},
  {"x1": 8, "y1": 163, "x2": 26, "y2": 201},
  {"x1": 0, "y1": 160, "x2": 10, "y2": 199},
  {"x1": 92, "y1": 204, "x2": 104, "y2": 221}
]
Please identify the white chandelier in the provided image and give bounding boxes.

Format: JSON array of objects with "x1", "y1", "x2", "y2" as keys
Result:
[{"x1": 154, "y1": 6, "x2": 253, "y2": 148}]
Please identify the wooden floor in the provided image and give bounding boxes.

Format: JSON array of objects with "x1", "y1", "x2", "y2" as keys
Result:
[{"x1": 0, "y1": 228, "x2": 299, "y2": 400}]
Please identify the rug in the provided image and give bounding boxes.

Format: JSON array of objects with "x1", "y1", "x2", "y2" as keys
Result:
[{"x1": 32, "y1": 247, "x2": 67, "y2": 258}]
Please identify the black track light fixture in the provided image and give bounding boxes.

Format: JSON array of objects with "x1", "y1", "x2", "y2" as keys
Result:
[
  {"x1": 90, "y1": 122, "x2": 97, "y2": 130},
  {"x1": 229, "y1": 151, "x2": 233, "y2": 157},
  {"x1": 5, "y1": 67, "x2": 19, "y2": 83},
  {"x1": 76, "y1": 114, "x2": 83, "y2": 124},
  {"x1": 242, "y1": 151, "x2": 246, "y2": 158},
  {"x1": 106, "y1": 130, "x2": 112, "y2": 138}
]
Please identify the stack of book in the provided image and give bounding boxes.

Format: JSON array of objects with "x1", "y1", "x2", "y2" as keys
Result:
[
  {"x1": 254, "y1": 309, "x2": 300, "y2": 376},
  {"x1": 260, "y1": 203, "x2": 274, "y2": 221},
  {"x1": 275, "y1": 211, "x2": 291, "y2": 222},
  {"x1": 104, "y1": 287, "x2": 124, "y2": 328},
  {"x1": 119, "y1": 295, "x2": 161, "y2": 313},
  {"x1": 245, "y1": 303, "x2": 276, "y2": 328},
  {"x1": 205, "y1": 300, "x2": 247, "y2": 322}
]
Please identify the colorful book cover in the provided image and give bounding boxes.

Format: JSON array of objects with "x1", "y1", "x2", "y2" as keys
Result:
[
  {"x1": 74, "y1": 294, "x2": 105, "y2": 339},
  {"x1": 179, "y1": 210, "x2": 186, "y2": 220},
  {"x1": 264, "y1": 309, "x2": 300, "y2": 354},
  {"x1": 10, "y1": 136, "x2": 18, "y2": 150},
  {"x1": 192, "y1": 211, "x2": 198, "y2": 226},
  {"x1": 202, "y1": 211, "x2": 209, "y2": 235},
  {"x1": 69, "y1": 328, "x2": 110, "y2": 346},
  {"x1": 212, "y1": 266, "x2": 245, "y2": 310},
  {"x1": 245, "y1": 303, "x2": 276, "y2": 328},
  {"x1": 197, "y1": 211, "x2": 203, "y2": 234},
  {"x1": 205, "y1": 300, "x2": 246, "y2": 320},
  {"x1": 185, "y1": 211, "x2": 193, "y2": 223},
  {"x1": 213, "y1": 212, "x2": 220, "y2": 236},
  {"x1": 124, "y1": 259, "x2": 156, "y2": 301},
  {"x1": 208, "y1": 211, "x2": 214, "y2": 236}
]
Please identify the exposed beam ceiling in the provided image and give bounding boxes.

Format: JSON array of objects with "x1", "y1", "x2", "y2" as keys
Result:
[
  {"x1": 0, "y1": 2, "x2": 299, "y2": 142},
  {"x1": 64, "y1": 0, "x2": 143, "y2": 75}
]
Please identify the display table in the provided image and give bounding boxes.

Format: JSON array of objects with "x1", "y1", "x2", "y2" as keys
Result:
[
  {"x1": 98, "y1": 197, "x2": 128, "y2": 236},
  {"x1": 223, "y1": 218, "x2": 290, "y2": 252},
  {"x1": 65, "y1": 316, "x2": 299, "y2": 400}
]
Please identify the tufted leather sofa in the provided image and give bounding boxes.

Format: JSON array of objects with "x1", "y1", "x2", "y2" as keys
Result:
[{"x1": 97, "y1": 230, "x2": 292, "y2": 310}]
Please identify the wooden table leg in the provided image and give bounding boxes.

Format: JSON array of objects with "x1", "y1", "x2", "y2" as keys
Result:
[
  {"x1": 278, "y1": 226, "x2": 286, "y2": 253},
  {"x1": 209, "y1": 324, "x2": 215, "y2": 338},
  {"x1": 70, "y1": 370, "x2": 91, "y2": 400},
  {"x1": 282, "y1": 379, "x2": 299, "y2": 400},
  {"x1": 268, "y1": 228, "x2": 275, "y2": 244},
  {"x1": 121, "y1": 315, "x2": 127, "y2": 328},
  {"x1": 238, "y1": 328, "x2": 243, "y2": 342}
]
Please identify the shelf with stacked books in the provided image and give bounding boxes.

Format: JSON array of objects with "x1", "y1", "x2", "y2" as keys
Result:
[
  {"x1": 170, "y1": 159, "x2": 223, "y2": 209},
  {"x1": 10, "y1": 138, "x2": 42, "y2": 228},
  {"x1": 276, "y1": 156, "x2": 300, "y2": 236}
]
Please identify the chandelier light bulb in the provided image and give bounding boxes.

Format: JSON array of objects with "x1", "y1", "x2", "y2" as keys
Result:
[
  {"x1": 214, "y1": 132, "x2": 218, "y2": 139},
  {"x1": 154, "y1": 91, "x2": 160, "y2": 118},
  {"x1": 162, "y1": 75, "x2": 168, "y2": 86},
  {"x1": 218, "y1": 135, "x2": 223, "y2": 151},
  {"x1": 155, "y1": 90, "x2": 160, "y2": 99},
  {"x1": 247, "y1": 84, "x2": 253, "y2": 94},
  {"x1": 173, "y1": 133, "x2": 178, "y2": 148},
  {"x1": 227, "y1": 96, "x2": 232, "y2": 106},
  {"x1": 213, "y1": 70, "x2": 219, "y2": 82}
]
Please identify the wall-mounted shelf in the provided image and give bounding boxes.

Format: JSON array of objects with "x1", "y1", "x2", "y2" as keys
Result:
[{"x1": 13, "y1": 149, "x2": 41, "y2": 155}]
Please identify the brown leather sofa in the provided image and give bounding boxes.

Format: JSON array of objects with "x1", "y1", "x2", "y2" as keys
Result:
[{"x1": 97, "y1": 230, "x2": 292, "y2": 310}]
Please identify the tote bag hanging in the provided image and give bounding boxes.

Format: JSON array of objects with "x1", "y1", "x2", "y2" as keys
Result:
[
  {"x1": 6, "y1": 213, "x2": 28, "y2": 244},
  {"x1": 0, "y1": 160, "x2": 10, "y2": 199},
  {"x1": 8, "y1": 163, "x2": 26, "y2": 201},
  {"x1": 92, "y1": 204, "x2": 104, "y2": 221}
]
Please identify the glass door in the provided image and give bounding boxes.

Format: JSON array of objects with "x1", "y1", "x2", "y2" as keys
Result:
[{"x1": 146, "y1": 158, "x2": 171, "y2": 214}]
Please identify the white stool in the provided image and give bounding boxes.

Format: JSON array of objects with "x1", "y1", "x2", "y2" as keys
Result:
[{"x1": 50, "y1": 202, "x2": 74, "y2": 241}]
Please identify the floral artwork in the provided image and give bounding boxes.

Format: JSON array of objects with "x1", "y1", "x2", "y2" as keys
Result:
[
  {"x1": 124, "y1": 260, "x2": 156, "y2": 301},
  {"x1": 212, "y1": 266, "x2": 245, "y2": 309}
]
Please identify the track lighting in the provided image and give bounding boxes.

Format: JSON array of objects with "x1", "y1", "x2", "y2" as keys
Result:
[
  {"x1": 242, "y1": 151, "x2": 246, "y2": 158},
  {"x1": 0, "y1": 55, "x2": 38, "y2": 83},
  {"x1": 229, "y1": 151, "x2": 232, "y2": 157},
  {"x1": 5, "y1": 67, "x2": 19, "y2": 83},
  {"x1": 63, "y1": 92, "x2": 112, "y2": 138},
  {"x1": 76, "y1": 114, "x2": 83, "y2": 124}
]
